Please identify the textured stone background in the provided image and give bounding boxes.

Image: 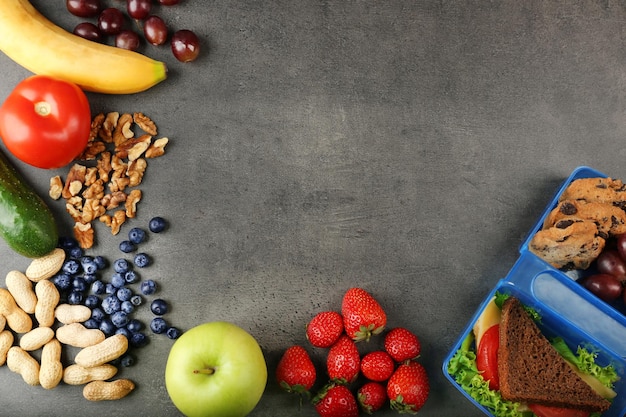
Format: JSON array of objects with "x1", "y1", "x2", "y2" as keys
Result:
[{"x1": 1, "y1": 1, "x2": 626, "y2": 416}]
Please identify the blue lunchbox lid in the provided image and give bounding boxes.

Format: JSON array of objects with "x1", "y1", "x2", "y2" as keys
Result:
[{"x1": 442, "y1": 166, "x2": 626, "y2": 417}]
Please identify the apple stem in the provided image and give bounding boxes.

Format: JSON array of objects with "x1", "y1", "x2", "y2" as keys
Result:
[{"x1": 193, "y1": 367, "x2": 215, "y2": 375}]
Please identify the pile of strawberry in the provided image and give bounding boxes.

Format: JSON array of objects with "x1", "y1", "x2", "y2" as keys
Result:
[{"x1": 276, "y1": 288, "x2": 429, "y2": 416}]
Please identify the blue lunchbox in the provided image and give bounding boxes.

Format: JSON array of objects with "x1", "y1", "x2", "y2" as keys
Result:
[{"x1": 442, "y1": 166, "x2": 626, "y2": 417}]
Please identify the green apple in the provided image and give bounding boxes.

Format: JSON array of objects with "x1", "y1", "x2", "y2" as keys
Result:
[{"x1": 165, "y1": 321, "x2": 268, "y2": 417}]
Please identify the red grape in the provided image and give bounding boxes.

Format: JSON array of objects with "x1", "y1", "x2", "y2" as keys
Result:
[
  {"x1": 127, "y1": 0, "x2": 152, "y2": 20},
  {"x1": 67, "y1": 0, "x2": 101, "y2": 17},
  {"x1": 116, "y1": 30, "x2": 141, "y2": 51},
  {"x1": 596, "y1": 249, "x2": 626, "y2": 281},
  {"x1": 98, "y1": 8, "x2": 125, "y2": 36},
  {"x1": 73, "y1": 22, "x2": 101, "y2": 42},
  {"x1": 616, "y1": 234, "x2": 626, "y2": 263},
  {"x1": 171, "y1": 29, "x2": 200, "y2": 62},
  {"x1": 143, "y1": 15, "x2": 168, "y2": 46},
  {"x1": 158, "y1": 0, "x2": 181, "y2": 4},
  {"x1": 581, "y1": 274, "x2": 623, "y2": 302}
]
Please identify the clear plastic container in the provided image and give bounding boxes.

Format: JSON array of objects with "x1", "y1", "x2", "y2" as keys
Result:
[{"x1": 442, "y1": 166, "x2": 626, "y2": 417}]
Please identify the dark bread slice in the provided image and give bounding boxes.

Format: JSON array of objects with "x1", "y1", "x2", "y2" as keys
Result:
[{"x1": 497, "y1": 297, "x2": 611, "y2": 412}]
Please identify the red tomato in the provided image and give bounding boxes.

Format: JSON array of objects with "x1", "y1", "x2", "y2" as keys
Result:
[
  {"x1": 0, "y1": 75, "x2": 91, "y2": 169},
  {"x1": 528, "y1": 404, "x2": 590, "y2": 417},
  {"x1": 476, "y1": 324, "x2": 499, "y2": 390}
]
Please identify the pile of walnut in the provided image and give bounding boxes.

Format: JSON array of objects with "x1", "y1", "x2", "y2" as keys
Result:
[
  {"x1": 529, "y1": 177, "x2": 626, "y2": 269},
  {"x1": 49, "y1": 112, "x2": 168, "y2": 249},
  {"x1": 0, "y1": 248, "x2": 133, "y2": 401}
]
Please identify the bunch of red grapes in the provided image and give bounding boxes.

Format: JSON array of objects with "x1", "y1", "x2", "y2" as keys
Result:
[
  {"x1": 578, "y1": 235, "x2": 626, "y2": 311},
  {"x1": 66, "y1": 0, "x2": 200, "y2": 62}
]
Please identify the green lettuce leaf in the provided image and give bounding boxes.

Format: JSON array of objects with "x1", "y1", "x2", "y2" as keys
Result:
[
  {"x1": 550, "y1": 337, "x2": 619, "y2": 388},
  {"x1": 447, "y1": 333, "x2": 530, "y2": 417}
]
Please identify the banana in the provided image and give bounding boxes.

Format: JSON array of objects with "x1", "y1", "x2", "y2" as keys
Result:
[{"x1": 0, "y1": 0, "x2": 167, "y2": 94}]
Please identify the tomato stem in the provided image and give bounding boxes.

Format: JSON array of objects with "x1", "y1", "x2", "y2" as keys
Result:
[{"x1": 34, "y1": 101, "x2": 51, "y2": 116}]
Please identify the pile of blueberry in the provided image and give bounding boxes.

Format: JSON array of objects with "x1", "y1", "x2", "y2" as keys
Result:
[{"x1": 53, "y1": 216, "x2": 179, "y2": 367}]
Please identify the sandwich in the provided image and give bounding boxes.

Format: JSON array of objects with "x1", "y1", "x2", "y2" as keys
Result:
[
  {"x1": 447, "y1": 294, "x2": 619, "y2": 417},
  {"x1": 498, "y1": 297, "x2": 610, "y2": 412}
]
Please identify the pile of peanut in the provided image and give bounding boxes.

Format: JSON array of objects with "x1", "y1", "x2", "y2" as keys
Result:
[
  {"x1": 49, "y1": 112, "x2": 168, "y2": 249},
  {"x1": 0, "y1": 248, "x2": 134, "y2": 401}
]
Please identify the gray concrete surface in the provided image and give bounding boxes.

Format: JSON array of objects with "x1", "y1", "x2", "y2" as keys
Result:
[{"x1": 0, "y1": 1, "x2": 625, "y2": 416}]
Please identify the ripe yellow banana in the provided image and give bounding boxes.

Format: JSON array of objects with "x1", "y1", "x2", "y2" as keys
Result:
[{"x1": 0, "y1": 0, "x2": 167, "y2": 94}]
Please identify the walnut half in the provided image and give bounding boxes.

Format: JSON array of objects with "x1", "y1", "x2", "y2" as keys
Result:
[{"x1": 73, "y1": 222, "x2": 94, "y2": 249}]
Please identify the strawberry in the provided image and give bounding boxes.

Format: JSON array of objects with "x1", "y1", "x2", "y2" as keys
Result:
[
  {"x1": 326, "y1": 334, "x2": 360, "y2": 384},
  {"x1": 313, "y1": 383, "x2": 359, "y2": 417},
  {"x1": 357, "y1": 381, "x2": 387, "y2": 414},
  {"x1": 387, "y1": 361, "x2": 429, "y2": 413},
  {"x1": 360, "y1": 350, "x2": 395, "y2": 382},
  {"x1": 276, "y1": 345, "x2": 316, "y2": 397},
  {"x1": 341, "y1": 287, "x2": 387, "y2": 342},
  {"x1": 306, "y1": 311, "x2": 344, "y2": 348},
  {"x1": 384, "y1": 327, "x2": 421, "y2": 363}
]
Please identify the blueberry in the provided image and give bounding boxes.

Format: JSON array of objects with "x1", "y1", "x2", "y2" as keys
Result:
[
  {"x1": 126, "y1": 319, "x2": 143, "y2": 333},
  {"x1": 67, "y1": 291, "x2": 83, "y2": 305},
  {"x1": 82, "y1": 263, "x2": 97, "y2": 276},
  {"x1": 58, "y1": 236, "x2": 78, "y2": 250},
  {"x1": 124, "y1": 270, "x2": 139, "y2": 284},
  {"x1": 150, "y1": 299, "x2": 168, "y2": 315},
  {"x1": 121, "y1": 300, "x2": 135, "y2": 314},
  {"x1": 130, "y1": 332, "x2": 149, "y2": 348},
  {"x1": 72, "y1": 277, "x2": 88, "y2": 293},
  {"x1": 130, "y1": 294, "x2": 143, "y2": 306},
  {"x1": 117, "y1": 287, "x2": 133, "y2": 302},
  {"x1": 111, "y1": 273, "x2": 126, "y2": 288},
  {"x1": 105, "y1": 283, "x2": 117, "y2": 294},
  {"x1": 148, "y1": 216, "x2": 167, "y2": 233},
  {"x1": 80, "y1": 256, "x2": 98, "y2": 274},
  {"x1": 53, "y1": 273, "x2": 72, "y2": 291},
  {"x1": 62, "y1": 259, "x2": 81, "y2": 275},
  {"x1": 94, "y1": 255, "x2": 108, "y2": 270},
  {"x1": 120, "y1": 354, "x2": 135, "y2": 367},
  {"x1": 119, "y1": 240, "x2": 136, "y2": 253},
  {"x1": 133, "y1": 253, "x2": 151, "y2": 268},
  {"x1": 84, "y1": 294, "x2": 100, "y2": 309},
  {"x1": 91, "y1": 307, "x2": 105, "y2": 322},
  {"x1": 99, "y1": 318, "x2": 116, "y2": 336},
  {"x1": 128, "y1": 227, "x2": 147, "y2": 244},
  {"x1": 150, "y1": 317, "x2": 168, "y2": 334},
  {"x1": 113, "y1": 258, "x2": 130, "y2": 273},
  {"x1": 91, "y1": 280, "x2": 106, "y2": 295},
  {"x1": 115, "y1": 327, "x2": 131, "y2": 338},
  {"x1": 69, "y1": 246, "x2": 84, "y2": 259},
  {"x1": 111, "y1": 311, "x2": 129, "y2": 328},
  {"x1": 166, "y1": 327, "x2": 182, "y2": 339},
  {"x1": 84, "y1": 318, "x2": 100, "y2": 329},
  {"x1": 140, "y1": 280, "x2": 157, "y2": 295},
  {"x1": 83, "y1": 273, "x2": 97, "y2": 284},
  {"x1": 102, "y1": 295, "x2": 121, "y2": 314}
]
